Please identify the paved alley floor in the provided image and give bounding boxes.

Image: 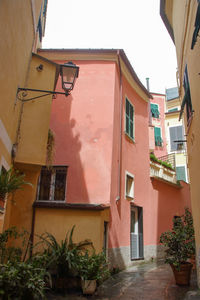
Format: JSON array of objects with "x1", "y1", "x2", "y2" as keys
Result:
[{"x1": 47, "y1": 261, "x2": 199, "y2": 300}]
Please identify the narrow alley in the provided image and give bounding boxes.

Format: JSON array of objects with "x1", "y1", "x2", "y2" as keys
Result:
[{"x1": 47, "y1": 261, "x2": 199, "y2": 300}]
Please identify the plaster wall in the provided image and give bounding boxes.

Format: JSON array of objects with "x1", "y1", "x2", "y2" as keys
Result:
[
  {"x1": 147, "y1": 179, "x2": 191, "y2": 246},
  {"x1": 0, "y1": 0, "x2": 42, "y2": 158},
  {"x1": 3, "y1": 164, "x2": 41, "y2": 234},
  {"x1": 0, "y1": 0, "x2": 45, "y2": 229},
  {"x1": 151, "y1": 94, "x2": 168, "y2": 158},
  {"x1": 50, "y1": 60, "x2": 116, "y2": 205},
  {"x1": 15, "y1": 55, "x2": 56, "y2": 165},
  {"x1": 165, "y1": 113, "x2": 187, "y2": 168},
  {"x1": 36, "y1": 50, "x2": 192, "y2": 269},
  {"x1": 34, "y1": 208, "x2": 110, "y2": 253},
  {"x1": 165, "y1": 98, "x2": 180, "y2": 111},
  {"x1": 168, "y1": 0, "x2": 200, "y2": 284}
]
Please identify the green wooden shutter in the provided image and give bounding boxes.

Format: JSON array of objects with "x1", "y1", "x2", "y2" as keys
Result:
[
  {"x1": 151, "y1": 103, "x2": 159, "y2": 118},
  {"x1": 176, "y1": 166, "x2": 186, "y2": 182},
  {"x1": 125, "y1": 98, "x2": 134, "y2": 140},
  {"x1": 191, "y1": 1, "x2": 200, "y2": 49},
  {"x1": 168, "y1": 108, "x2": 178, "y2": 112},
  {"x1": 154, "y1": 127, "x2": 162, "y2": 146}
]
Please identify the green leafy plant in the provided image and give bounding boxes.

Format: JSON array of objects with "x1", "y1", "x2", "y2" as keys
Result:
[
  {"x1": 0, "y1": 227, "x2": 49, "y2": 299},
  {"x1": 77, "y1": 251, "x2": 109, "y2": 281},
  {"x1": 0, "y1": 227, "x2": 29, "y2": 264},
  {"x1": 46, "y1": 129, "x2": 55, "y2": 169},
  {"x1": 37, "y1": 226, "x2": 94, "y2": 279},
  {"x1": 0, "y1": 167, "x2": 32, "y2": 200},
  {"x1": 0, "y1": 261, "x2": 48, "y2": 299},
  {"x1": 110, "y1": 266, "x2": 121, "y2": 275},
  {"x1": 150, "y1": 153, "x2": 174, "y2": 170},
  {"x1": 160, "y1": 208, "x2": 195, "y2": 270}
]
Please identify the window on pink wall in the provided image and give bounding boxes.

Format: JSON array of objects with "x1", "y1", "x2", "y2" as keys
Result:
[
  {"x1": 125, "y1": 172, "x2": 134, "y2": 199},
  {"x1": 150, "y1": 103, "x2": 160, "y2": 118},
  {"x1": 125, "y1": 98, "x2": 134, "y2": 140},
  {"x1": 37, "y1": 166, "x2": 67, "y2": 201},
  {"x1": 154, "y1": 127, "x2": 163, "y2": 147}
]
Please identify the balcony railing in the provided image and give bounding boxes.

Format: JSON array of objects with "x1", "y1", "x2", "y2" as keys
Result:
[
  {"x1": 150, "y1": 159, "x2": 177, "y2": 185},
  {"x1": 158, "y1": 153, "x2": 176, "y2": 169}
]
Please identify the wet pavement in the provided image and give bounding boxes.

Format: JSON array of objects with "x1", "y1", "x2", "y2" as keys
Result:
[{"x1": 47, "y1": 261, "x2": 199, "y2": 300}]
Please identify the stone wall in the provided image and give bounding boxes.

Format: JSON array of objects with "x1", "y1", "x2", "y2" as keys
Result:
[{"x1": 108, "y1": 244, "x2": 166, "y2": 270}]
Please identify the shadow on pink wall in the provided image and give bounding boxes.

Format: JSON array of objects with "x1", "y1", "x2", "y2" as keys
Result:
[{"x1": 151, "y1": 178, "x2": 191, "y2": 252}]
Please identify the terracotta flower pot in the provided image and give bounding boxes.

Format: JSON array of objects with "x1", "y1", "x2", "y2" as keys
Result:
[
  {"x1": 190, "y1": 255, "x2": 196, "y2": 270},
  {"x1": 170, "y1": 262, "x2": 193, "y2": 286},
  {"x1": 81, "y1": 279, "x2": 96, "y2": 295},
  {"x1": 0, "y1": 196, "x2": 5, "y2": 209}
]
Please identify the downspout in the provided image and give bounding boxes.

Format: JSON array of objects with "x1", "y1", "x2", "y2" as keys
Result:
[
  {"x1": 29, "y1": 205, "x2": 36, "y2": 258},
  {"x1": 146, "y1": 77, "x2": 152, "y2": 126},
  {"x1": 116, "y1": 50, "x2": 123, "y2": 202}
]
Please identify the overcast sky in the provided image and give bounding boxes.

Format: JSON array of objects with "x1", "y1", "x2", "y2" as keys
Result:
[{"x1": 42, "y1": 0, "x2": 178, "y2": 94}]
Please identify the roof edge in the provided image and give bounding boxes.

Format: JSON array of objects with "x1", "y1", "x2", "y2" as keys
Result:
[
  {"x1": 38, "y1": 48, "x2": 152, "y2": 99},
  {"x1": 160, "y1": 0, "x2": 175, "y2": 43},
  {"x1": 33, "y1": 201, "x2": 110, "y2": 211}
]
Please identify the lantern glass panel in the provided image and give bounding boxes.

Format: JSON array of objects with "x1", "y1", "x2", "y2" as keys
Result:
[{"x1": 62, "y1": 67, "x2": 77, "y2": 90}]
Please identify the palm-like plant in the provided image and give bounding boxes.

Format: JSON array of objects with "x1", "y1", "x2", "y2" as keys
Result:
[
  {"x1": 0, "y1": 167, "x2": 32, "y2": 200},
  {"x1": 38, "y1": 226, "x2": 94, "y2": 278}
]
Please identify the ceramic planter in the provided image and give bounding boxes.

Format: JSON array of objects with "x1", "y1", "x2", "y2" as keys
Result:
[
  {"x1": 170, "y1": 262, "x2": 193, "y2": 285},
  {"x1": 81, "y1": 279, "x2": 96, "y2": 294},
  {"x1": 0, "y1": 196, "x2": 5, "y2": 209}
]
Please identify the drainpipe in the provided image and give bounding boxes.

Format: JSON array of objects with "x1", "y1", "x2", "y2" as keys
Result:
[
  {"x1": 29, "y1": 205, "x2": 36, "y2": 258},
  {"x1": 116, "y1": 50, "x2": 123, "y2": 202},
  {"x1": 146, "y1": 77, "x2": 150, "y2": 92},
  {"x1": 146, "y1": 77, "x2": 152, "y2": 126}
]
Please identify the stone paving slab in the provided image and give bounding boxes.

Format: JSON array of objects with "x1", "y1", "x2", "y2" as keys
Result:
[
  {"x1": 46, "y1": 262, "x2": 198, "y2": 300},
  {"x1": 185, "y1": 291, "x2": 200, "y2": 300}
]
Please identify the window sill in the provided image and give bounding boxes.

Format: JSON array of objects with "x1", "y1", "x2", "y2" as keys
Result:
[
  {"x1": 126, "y1": 195, "x2": 134, "y2": 201},
  {"x1": 36, "y1": 200, "x2": 65, "y2": 202},
  {"x1": 125, "y1": 132, "x2": 135, "y2": 144}
]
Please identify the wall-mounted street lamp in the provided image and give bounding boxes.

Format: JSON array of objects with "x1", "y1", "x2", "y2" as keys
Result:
[{"x1": 17, "y1": 61, "x2": 79, "y2": 102}]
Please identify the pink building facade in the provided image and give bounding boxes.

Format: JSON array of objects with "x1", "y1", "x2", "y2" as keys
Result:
[
  {"x1": 150, "y1": 93, "x2": 168, "y2": 158},
  {"x1": 36, "y1": 49, "x2": 191, "y2": 269}
]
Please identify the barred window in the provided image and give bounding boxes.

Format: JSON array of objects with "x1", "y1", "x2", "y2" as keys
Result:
[{"x1": 37, "y1": 166, "x2": 67, "y2": 201}]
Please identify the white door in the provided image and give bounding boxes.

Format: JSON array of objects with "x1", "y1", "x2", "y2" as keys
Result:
[{"x1": 130, "y1": 207, "x2": 139, "y2": 259}]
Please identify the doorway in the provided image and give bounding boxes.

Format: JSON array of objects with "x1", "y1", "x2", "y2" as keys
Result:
[{"x1": 130, "y1": 206, "x2": 144, "y2": 260}]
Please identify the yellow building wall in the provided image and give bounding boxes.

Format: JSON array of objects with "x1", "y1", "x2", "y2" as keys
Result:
[
  {"x1": 0, "y1": 0, "x2": 43, "y2": 159},
  {"x1": 2, "y1": 54, "x2": 58, "y2": 233},
  {"x1": 165, "y1": 110, "x2": 188, "y2": 180},
  {"x1": 0, "y1": 0, "x2": 43, "y2": 229},
  {"x1": 15, "y1": 55, "x2": 57, "y2": 166},
  {"x1": 3, "y1": 164, "x2": 41, "y2": 234},
  {"x1": 165, "y1": 98, "x2": 180, "y2": 111},
  {"x1": 0, "y1": 1, "x2": 60, "y2": 231},
  {"x1": 166, "y1": 0, "x2": 200, "y2": 286},
  {"x1": 34, "y1": 208, "x2": 110, "y2": 253}
]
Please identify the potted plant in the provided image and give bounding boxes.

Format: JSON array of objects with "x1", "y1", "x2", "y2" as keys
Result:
[
  {"x1": 77, "y1": 251, "x2": 109, "y2": 295},
  {"x1": 0, "y1": 167, "x2": 32, "y2": 207},
  {"x1": 160, "y1": 208, "x2": 195, "y2": 285},
  {"x1": 38, "y1": 226, "x2": 94, "y2": 290}
]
